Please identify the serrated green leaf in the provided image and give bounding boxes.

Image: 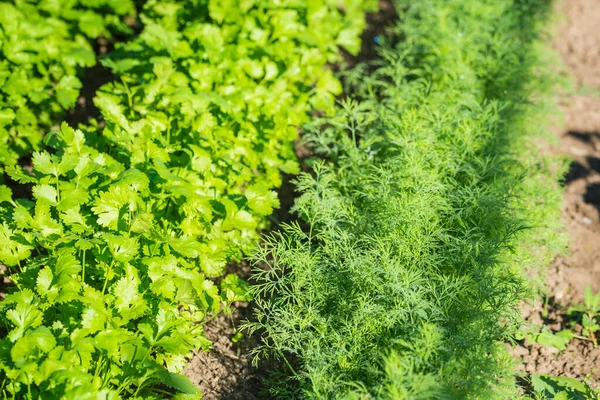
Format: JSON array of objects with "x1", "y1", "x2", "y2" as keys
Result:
[
  {"x1": 55, "y1": 249, "x2": 81, "y2": 277},
  {"x1": 6, "y1": 302, "x2": 44, "y2": 342},
  {"x1": 5, "y1": 164, "x2": 38, "y2": 184},
  {"x1": 169, "y1": 237, "x2": 203, "y2": 258},
  {"x1": 112, "y1": 275, "x2": 143, "y2": 314},
  {"x1": 36, "y1": 268, "x2": 54, "y2": 296},
  {"x1": 92, "y1": 186, "x2": 129, "y2": 230},
  {"x1": 32, "y1": 151, "x2": 56, "y2": 175},
  {"x1": 81, "y1": 306, "x2": 107, "y2": 333},
  {"x1": 0, "y1": 185, "x2": 13, "y2": 204},
  {"x1": 0, "y1": 225, "x2": 33, "y2": 266},
  {"x1": 32, "y1": 184, "x2": 58, "y2": 205},
  {"x1": 245, "y1": 185, "x2": 279, "y2": 216},
  {"x1": 103, "y1": 233, "x2": 138, "y2": 263}
]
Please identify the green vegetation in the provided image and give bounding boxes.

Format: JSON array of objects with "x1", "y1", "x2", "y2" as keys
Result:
[
  {"x1": 531, "y1": 374, "x2": 599, "y2": 400},
  {"x1": 0, "y1": 0, "x2": 586, "y2": 398},
  {"x1": 521, "y1": 286, "x2": 600, "y2": 352},
  {"x1": 247, "y1": 0, "x2": 566, "y2": 398},
  {"x1": 0, "y1": 0, "x2": 136, "y2": 169},
  {"x1": 568, "y1": 286, "x2": 600, "y2": 347},
  {"x1": 0, "y1": 0, "x2": 375, "y2": 398}
]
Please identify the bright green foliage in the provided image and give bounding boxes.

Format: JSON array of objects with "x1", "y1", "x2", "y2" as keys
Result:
[
  {"x1": 98, "y1": 0, "x2": 375, "y2": 203},
  {"x1": 247, "y1": 0, "x2": 565, "y2": 398},
  {"x1": 568, "y1": 286, "x2": 600, "y2": 346},
  {"x1": 531, "y1": 374, "x2": 599, "y2": 400},
  {"x1": 89, "y1": 0, "x2": 376, "y2": 290},
  {"x1": 0, "y1": 0, "x2": 375, "y2": 398},
  {"x1": 0, "y1": 0, "x2": 136, "y2": 170},
  {"x1": 518, "y1": 286, "x2": 600, "y2": 351},
  {"x1": 0, "y1": 123, "x2": 218, "y2": 398}
]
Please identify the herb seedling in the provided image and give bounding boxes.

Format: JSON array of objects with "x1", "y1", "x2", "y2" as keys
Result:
[{"x1": 568, "y1": 286, "x2": 600, "y2": 347}]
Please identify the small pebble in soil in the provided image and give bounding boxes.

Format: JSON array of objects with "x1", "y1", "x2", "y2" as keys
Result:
[{"x1": 571, "y1": 147, "x2": 588, "y2": 156}]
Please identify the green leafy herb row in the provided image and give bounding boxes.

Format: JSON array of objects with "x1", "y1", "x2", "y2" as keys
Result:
[
  {"x1": 0, "y1": 0, "x2": 136, "y2": 169},
  {"x1": 247, "y1": 0, "x2": 565, "y2": 398},
  {"x1": 0, "y1": 0, "x2": 376, "y2": 398}
]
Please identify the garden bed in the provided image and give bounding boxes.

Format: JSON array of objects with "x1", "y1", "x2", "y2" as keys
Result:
[{"x1": 1, "y1": 0, "x2": 598, "y2": 398}]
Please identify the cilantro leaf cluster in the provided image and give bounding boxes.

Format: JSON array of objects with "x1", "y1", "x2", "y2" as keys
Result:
[
  {"x1": 0, "y1": 0, "x2": 376, "y2": 398},
  {"x1": 0, "y1": 0, "x2": 136, "y2": 170}
]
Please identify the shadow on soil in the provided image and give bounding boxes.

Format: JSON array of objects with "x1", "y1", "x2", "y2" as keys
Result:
[{"x1": 565, "y1": 131, "x2": 600, "y2": 211}]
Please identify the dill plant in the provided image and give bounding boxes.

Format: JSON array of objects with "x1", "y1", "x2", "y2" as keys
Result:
[{"x1": 247, "y1": 0, "x2": 565, "y2": 398}]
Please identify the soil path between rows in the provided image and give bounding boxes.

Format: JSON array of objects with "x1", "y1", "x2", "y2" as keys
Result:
[{"x1": 516, "y1": 0, "x2": 600, "y2": 384}]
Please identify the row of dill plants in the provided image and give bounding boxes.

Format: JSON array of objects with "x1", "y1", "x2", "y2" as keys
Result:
[{"x1": 245, "y1": 0, "x2": 566, "y2": 398}]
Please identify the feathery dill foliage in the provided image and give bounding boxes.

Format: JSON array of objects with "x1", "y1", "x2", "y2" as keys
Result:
[{"x1": 247, "y1": 0, "x2": 565, "y2": 398}]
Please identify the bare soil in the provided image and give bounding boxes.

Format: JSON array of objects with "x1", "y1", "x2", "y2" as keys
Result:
[
  {"x1": 182, "y1": 304, "x2": 264, "y2": 400},
  {"x1": 515, "y1": 0, "x2": 600, "y2": 385},
  {"x1": 182, "y1": 261, "x2": 269, "y2": 400}
]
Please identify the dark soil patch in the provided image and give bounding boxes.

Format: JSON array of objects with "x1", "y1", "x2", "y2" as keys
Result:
[
  {"x1": 564, "y1": 160, "x2": 590, "y2": 183},
  {"x1": 584, "y1": 182, "x2": 600, "y2": 211},
  {"x1": 64, "y1": 29, "x2": 142, "y2": 128},
  {"x1": 182, "y1": 301, "x2": 264, "y2": 400},
  {"x1": 350, "y1": 0, "x2": 397, "y2": 65},
  {"x1": 65, "y1": 61, "x2": 115, "y2": 127},
  {"x1": 516, "y1": 0, "x2": 600, "y2": 386},
  {"x1": 182, "y1": 260, "x2": 280, "y2": 400}
]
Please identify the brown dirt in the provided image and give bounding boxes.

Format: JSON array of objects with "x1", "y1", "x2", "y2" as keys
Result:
[
  {"x1": 182, "y1": 261, "x2": 271, "y2": 400},
  {"x1": 515, "y1": 0, "x2": 600, "y2": 385},
  {"x1": 182, "y1": 304, "x2": 264, "y2": 400}
]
